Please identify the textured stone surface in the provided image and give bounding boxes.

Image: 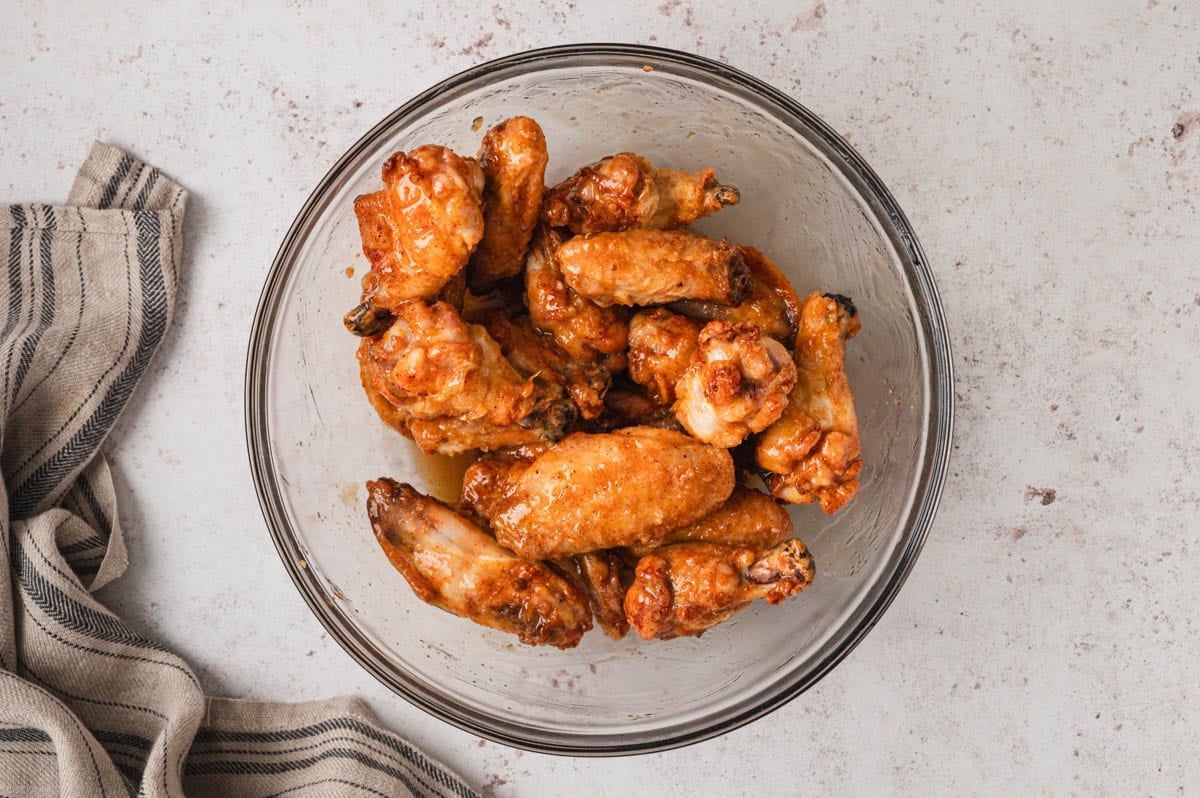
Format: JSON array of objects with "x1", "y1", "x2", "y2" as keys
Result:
[{"x1": 3, "y1": 1, "x2": 1197, "y2": 794}]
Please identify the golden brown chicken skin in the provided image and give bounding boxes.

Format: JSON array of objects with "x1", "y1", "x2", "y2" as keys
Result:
[
  {"x1": 357, "y1": 300, "x2": 573, "y2": 454},
  {"x1": 367, "y1": 478, "x2": 592, "y2": 648},
  {"x1": 525, "y1": 226, "x2": 630, "y2": 369},
  {"x1": 541, "y1": 152, "x2": 739, "y2": 235},
  {"x1": 756, "y1": 292, "x2": 863, "y2": 513},
  {"x1": 468, "y1": 117, "x2": 548, "y2": 292},
  {"x1": 670, "y1": 246, "x2": 803, "y2": 343},
  {"x1": 673, "y1": 321, "x2": 798, "y2": 448},
  {"x1": 625, "y1": 485, "x2": 793, "y2": 556},
  {"x1": 556, "y1": 229, "x2": 751, "y2": 308},
  {"x1": 624, "y1": 538, "x2": 815, "y2": 640},
  {"x1": 353, "y1": 145, "x2": 484, "y2": 311},
  {"x1": 486, "y1": 314, "x2": 611, "y2": 421},
  {"x1": 560, "y1": 550, "x2": 631, "y2": 639},
  {"x1": 463, "y1": 426, "x2": 735, "y2": 560},
  {"x1": 627, "y1": 309, "x2": 704, "y2": 406}
]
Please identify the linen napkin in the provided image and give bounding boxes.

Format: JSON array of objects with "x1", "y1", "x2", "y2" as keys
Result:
[{"x1": 0, "y1": 142, "x2": 479, "y2": 798}]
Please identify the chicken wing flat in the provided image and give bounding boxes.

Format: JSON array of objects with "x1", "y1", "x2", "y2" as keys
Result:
[
  {"x1": 525, "y1": 226, "x2": 630, "y2": 369},
  {"x1": 468, "y1": 117, "x2": 548, "y2": 292},
  {"x1": 670, "y1": 246, "x2": 802, "y2": 343},
  {"x1": 756, "y1": 292, "x2": 863, "y2": 513},
  {"x1": 357, "y1": 300, "x2": 573, "y2": 454},
  {"x1": 560, "y1": 550, "x2": 631, "y2": 639},
  {"x1": 627, "y1": 308, "x2": 704, "y2": 406},
  {"x1": 463, "y1": 426, "x2": 735, "y2": 560},
  {"x1": 354, "y1": 145, "x2": 485, "y2": 311},
  {"x1": 673, "y1": 321, "x2": 798, "y2": 447},
  {"x1": 626, "y1": 485, "x2": 793, "y2": 557},
  {"x1": 624, "y1": 538, "x2": 815, "y2": 640},
  {"x1": 486, "y1": 314, "x2": 611, "y2": 420},
  {"x1": 541, "y1": 152, "x2": 739, "y2": 235},
  {"x1": 557, "y1": 229, "x2": 751, "y2": 308},
  {"x1": 367, "y1": 478, "x2": 592, "y2": 648}
]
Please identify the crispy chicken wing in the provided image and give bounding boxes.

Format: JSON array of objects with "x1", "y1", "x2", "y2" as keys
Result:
[
  {"x1": 468, "y1": 117, "x2": 548, "y2": 291},
  {"x1": 626, "y1": 485, "x2": 793, "y2": 556},
  {"x1": 463, "y1": 426, "x2": 735, "y2": 560},
  {"x1": 525, "y1": 226, "x2": 630, "y2": 369},
  {"x1": 366, "y1": 478, "x2": 592, "y2": 648},
  {"x1": 624, "y1": 538, "x2": 815, "y2": 640},
  {"x1": 353, "y1": 145, "x2": 485, "y2": 311},
  {"x1": 486, "y1": 314, "x2": 611, "y2": 420},
  {"x1": 556, "y1": 229, "x2": 751, "y2": 308},
  {"x1": 357, "y1": 300, "x2": 574, "y2": 454},
  {"x1": 541, "y1": 152, "x2": 739, "y2": 235},
  {"x1": 673, "y1": 321, "x2": 798, "y2": 447},
  {"x1": 756, "y1": 292, "x2": 863, "y2": 513},
  {"x1": 670, "y1": 246, "x2": 802, "y2": 343},
  {"x1": 560, "y1": 550, "x2": 631, "y2": 639},
  {"x1": 627, "y1": 309, "x2": 704, "y2": 405}
]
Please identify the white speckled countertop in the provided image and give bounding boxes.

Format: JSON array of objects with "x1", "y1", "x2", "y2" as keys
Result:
[{"x1": 4, "y1": 1, "x2": 1198, "y2": 794}]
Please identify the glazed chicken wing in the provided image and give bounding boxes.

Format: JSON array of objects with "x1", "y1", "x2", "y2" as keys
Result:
[
  {"x1": 627, "y1": 308, "x2": 704, "y2": 406},
  {"x1": 353, "y1": 145, "x2": 484, "y2": 311},
  {"x1": 463, "y1": 426, "x2": 735, "y2": 560},
  {"x1": 673, "y1": 321, "x2": 798, "y2": 447},
  {"x1": 357, "y1": 300, "x2": 574, "y2": 454},
  {"x1": 468, "y1": 117, "x2": 548, "y2": 291},
  {"x1": 486, "y1": 314, "x2": 611, "y2": 421},
  {"x1": 367, "y1": 478, "x2": 592, "y2": 648},
  {"x1": 556, "y1": 229, "x2": 751, "y2": 308},
  {"x1": 624, "y1": 538, "x2": 815, "y2": 640},
  {"x1": 541, "y1": 152, "x2": 738, "y2": 235},
  {"x1": 756, "y1": 292, "x2": 863, "y2": 513},
  {"x1": 560, "y1": 550, "x2": 631, "y2": 639},
  {"x1": 626, "y1": 485, "x2": 793, "y2": 556},
  {"x1": 525, "y1": 226, "x2": 630, "y2": 369},
  {"x1": 670, "y1": 246, "x2": 803, "y2": 343}
]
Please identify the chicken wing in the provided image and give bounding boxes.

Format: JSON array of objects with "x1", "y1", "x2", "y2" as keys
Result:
[
  {"x1": 624, "y1": 538, "x2": 815, "y2": 640},
  {"x1": 756, "y1": 292, "x2": 863, "y2": 513},
  {"x1": 541, "y1": 152, "x2": 739, "y2": 234},
  {"x1": 673, "y1": 321, "x2": 798, "y2": 447},
  {"x1": 625, "y1": 485, "x2": 793, "y2": 556},
  {"x1": 556, "y1": 229, "x2": 751, "y2": 308},
  {"x1": 366, "y1": 478, "x2": 592, "y2": 648},
  {"x1": 560, "y1": 550, "x2": 631, "y2": 639},
  {"x1": 463, "y1": 426, "x2": 735, "y2": 560},
  {"x1": 353, "y1": 145, "x2": 485, "y2": 310},
  {"x1": 670, "y1": 246, "x2": 803, "y2": 343},
  {"x1": 585, "y1": 382, "x2": 683, "y2": 433},
  {"x1": 468, "y1": 117, "x2": 548, "y2": 291},
  {"x1": 525, "y1": 226, "x2": 630, "y2": 369},
  {"x1": 357, "y1": 300, "x2": 574, "y2": 454},
  {"x1": 486, "y1": 314, "x2": 611, "y2": 420},
  {"x1": 627, "y1": 308, "x2": 704, "y2": 405}
]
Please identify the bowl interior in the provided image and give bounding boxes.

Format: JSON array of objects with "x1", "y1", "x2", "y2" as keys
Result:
[{"x1": 250, "y1": 47, "x2": 946, "y2": 753}]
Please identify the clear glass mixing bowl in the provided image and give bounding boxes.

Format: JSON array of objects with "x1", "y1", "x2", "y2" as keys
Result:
[{"x1": 245, "y1": 44, "x2": 953, "y2": 755}]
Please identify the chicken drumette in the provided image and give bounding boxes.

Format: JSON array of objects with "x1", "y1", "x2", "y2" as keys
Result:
[
  {"x1": 541, "y1": 152, "x2": 739, "y2": 234},
  {"x1": 367, "y1": 478, "x2": 592, "y2": 648},
  {"x1": 756, "y1": 291, "x2": 863, "y2": 513}
]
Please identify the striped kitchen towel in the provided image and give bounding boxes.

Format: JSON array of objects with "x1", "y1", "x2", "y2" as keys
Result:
[{"x1": 0, "y1": 142, "x2": 480, "y2": 798}]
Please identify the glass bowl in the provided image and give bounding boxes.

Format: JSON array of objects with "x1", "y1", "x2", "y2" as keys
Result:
[{"x1": 246, "y1": 44, "x2": 953, "y2": 755}]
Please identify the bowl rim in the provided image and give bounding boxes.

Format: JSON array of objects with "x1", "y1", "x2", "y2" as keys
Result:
[{"x1": 245, "y1": 42, "x2": 955, "y2": 756}]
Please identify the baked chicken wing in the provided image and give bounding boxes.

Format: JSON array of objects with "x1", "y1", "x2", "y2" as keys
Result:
[
  {"x1": 626, "y1": 485, "x2": 793, "y2": 556},
  {"x1": 673, "y1": 321, "x2": 798, "y2": 447},
  {"x1": 525, "y1": 226, "x2": 630, "y2": 369},
  {"x1": 357, "y1": 300, "x2": 574, "y2": 454},
  {"x1": 468, "y1": 117, "x2": 548, "y2": 291},
  {"x1": 756, "y1": 292, "x2": 863, "y2": 513},
  {"x1": 462, "y1": 426, "x2": 735, "y2": 560},
  {"x1": 353, "y1": 145, "x2": 485, "y2": 311},
  {"x1": 367, "y1": 478, "x2": 592, "y2": 648},
  {"x1": 486, "y1": 314, "x2": 611, "y2": 420},
  {"x1": 624, "y1": 538, "x2": 815, "y2": 640},
  {"x1": 541, "y1": 152, "x2": 739, "y2": 235},
  {"x1": 670, "y1": 246, "x2": 803, "y2": 343},
  {"x1": 556, "y1": 229, "x2": 751, "y2": 308},
  {"x1": 627, "y1": 308, "x2": 704, "y2": 406},
  {"x1": 560, "y1": 550, "x2": 631, "y2": 639}
]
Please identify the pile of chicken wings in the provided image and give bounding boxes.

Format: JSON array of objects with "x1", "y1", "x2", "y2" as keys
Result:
[{"x1": 347, "y1": 117, "x2": 862, "y2": 648}]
